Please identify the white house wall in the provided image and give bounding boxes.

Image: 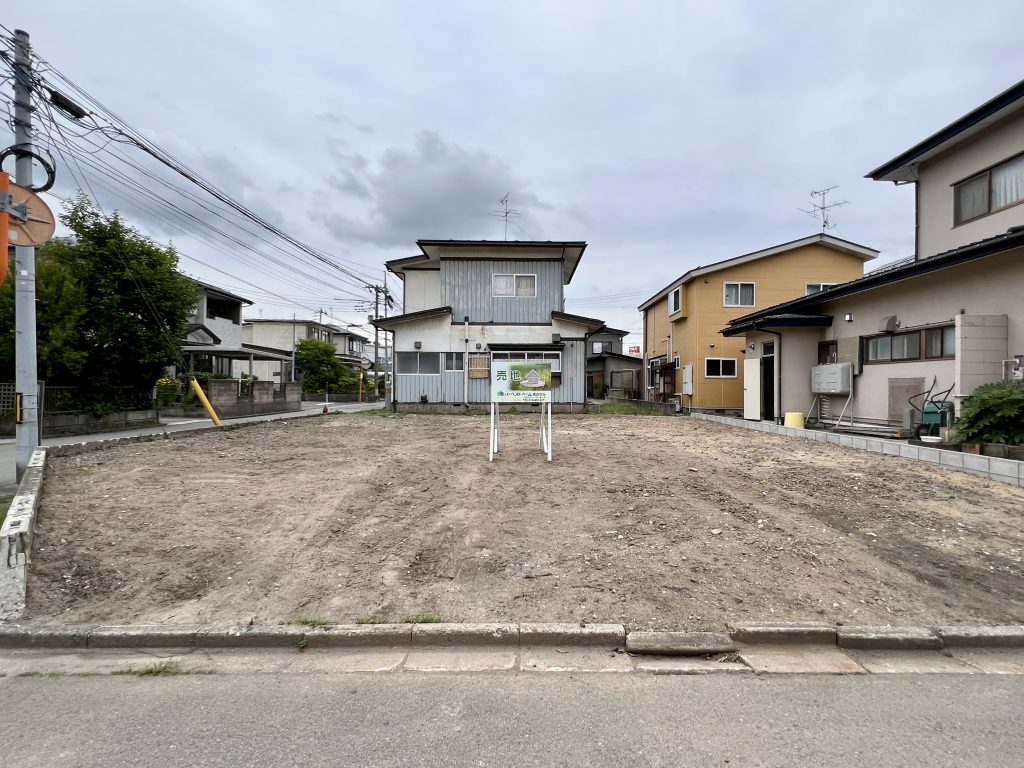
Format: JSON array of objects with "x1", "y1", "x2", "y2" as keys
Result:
[{"x1": 403, "y1": 269, "x2": 442, "y2": 313}]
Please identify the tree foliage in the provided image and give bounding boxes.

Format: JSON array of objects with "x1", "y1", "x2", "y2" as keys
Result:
[
  {"x1": 295, "y1": 337, "x2": 362, "y2": 393},
  {"x1": 955, "y1": 380, "x2": 1024, "y2": 445},
  {"x1": 0, "y1": 195, "x2": 198, "y2": 409}
]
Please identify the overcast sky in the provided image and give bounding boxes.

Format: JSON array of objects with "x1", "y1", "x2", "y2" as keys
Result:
[{"x1": 3, "y1": 1, "x2": 1021, "y2": 346}]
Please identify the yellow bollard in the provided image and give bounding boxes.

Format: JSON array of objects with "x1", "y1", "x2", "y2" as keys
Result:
[{"x1": 189, "y1": 378, "x2": 222, "y2": 427}]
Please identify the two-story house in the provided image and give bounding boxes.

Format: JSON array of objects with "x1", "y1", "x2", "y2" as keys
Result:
[
  {"x1": 180, "y1": 280, "x2": 292, "y2": 377},
  {"x1": 638, "y1": 234, "x2": 878, "y2": 415},
  {"x1": 373, "y1": 240, "x2": 606, "y2": 408},
  {"x1": 332, "y1": 325, "x2": 372, "y2": 370},
  {"x1": 234, "y1": 317, "x2": 340, "y2": 382},
  {"x1": 722, "y1": 78, "x2": 1024, "y2": 427},
  {"x1": 585, "y1": 328, "x2": 643, "y2": 399}
]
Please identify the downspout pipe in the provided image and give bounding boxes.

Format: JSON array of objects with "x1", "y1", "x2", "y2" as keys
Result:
[{"x1": 755, "y1": 323, "x2": 783, "y2": 424}]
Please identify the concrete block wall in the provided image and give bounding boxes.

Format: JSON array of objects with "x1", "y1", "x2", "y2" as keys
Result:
[
  {"x1": 0, "y1": 449, "x2": 46, "y2": 620},
  {"x1": 692, "y1": 413, "x2": 1024, "y2": 488},
  {"x1": 956, "y1": 315, "x2": 1008, "y2": 397}
]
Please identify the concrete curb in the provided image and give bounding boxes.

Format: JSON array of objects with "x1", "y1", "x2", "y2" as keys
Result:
[
  {"x1": 1, "y1": 623, "x2": 1020, "y2": 652},
  {"x1": 0, "y1": 448, "x2": 47, "y2": 621},
  {"x1": 837, "y1": 626, "x2": 942, "y2": 650},
  {"x1": 730, "y1": 623, "x2": 837, "y2": 645},
  {"x1": 626, "y1": 631, "x2": 735, "y2": 655}
]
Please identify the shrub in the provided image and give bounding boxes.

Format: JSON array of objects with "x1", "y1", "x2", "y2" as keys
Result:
[{"x1": 954, "y1": 380, "x2": 1024, "y2": 445}]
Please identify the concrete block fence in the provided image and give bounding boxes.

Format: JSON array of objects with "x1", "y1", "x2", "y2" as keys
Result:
[
  {"x1": 692, "y1": 413, "x2": 1024, "y2": 488},
  {"x1": 0, "y1": 449, "x2": 46, "y2": 620}
]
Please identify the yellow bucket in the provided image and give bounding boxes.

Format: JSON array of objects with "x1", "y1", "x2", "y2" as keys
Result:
[{"x1": 783, "y1": 412, "x2": 805, "y2": 429}]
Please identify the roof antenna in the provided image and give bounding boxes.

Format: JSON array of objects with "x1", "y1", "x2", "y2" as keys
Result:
[
  {"x1": 491, "y1": 193, "x2": 521, "y2": 241},
  {"x1": 800, "y1": 186, "x2": 848, "y2": 233}
]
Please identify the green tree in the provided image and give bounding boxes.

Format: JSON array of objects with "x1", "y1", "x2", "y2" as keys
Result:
[
  {"x1": 0, "y1": 195, "x2": 198, "y2": 410},
  {"x1": 0, "y1": 251, "x2": 88, "y2": 382},
  {"x1": 295, "y1": 337, "x2": 346, "y2": 392}
]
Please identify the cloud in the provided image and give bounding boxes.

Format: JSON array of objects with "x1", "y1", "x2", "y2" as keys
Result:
[{"x1": 318, "y1": 131, "x2": 549, "y2": 246}]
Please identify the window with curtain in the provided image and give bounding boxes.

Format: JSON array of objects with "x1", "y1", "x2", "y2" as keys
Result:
[
  {"x1": 493, "y1": 273, "x2": 536, "y2": 297},
  {"x1": 515, "y1": 274, "x2": 536, "y2": 297},
  {"x1": 925, "y1": 326, "x2": 956, "y2": 358},
  {"x1": 492, "y1": 274, "x2": 515, "y2": 297},
  {"x1": 723, "y1": 282, "x2": 755, "y2": 307},
  {"x1": 955, "y1": 153, "x2": 1024, "y2": 225}
]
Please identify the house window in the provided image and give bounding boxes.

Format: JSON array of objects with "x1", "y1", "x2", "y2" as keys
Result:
[
  {"x1": 723, "y1": 282, "x2": 755, "y2": 307},
  {"x1": 492, "y1": 350, "x2": 561, "y2": 373},
  {"x1": 704, "y1": 357, "x2": 737, "y2": 378},
  {"x1": 806, "y1": 283, "x2": 838, "y2": 295},
  {"x1": 865, "y1": 331, "x2": 921, "y2": 363},
  {"x1": 492, "y1": 273, "x2": 537, "y2": 298},
  {"x1": 444, "y1": 352, "x2": 464, "y2": 371},
  {"x1": 668, "y1": 287, "x2": 682, "y2": 314},
  {"x1": 396, "y1": 352, "x2": 441, "y2": 374},
  {"x1": 592, "y1": 341, "x2": 612, "y2": 354},
  {"x1": 954, "y1": 153, "x2": 1024, "y2": 225},
  {"x1": 925, "y1": 325, "x2": 956, "y2": 359}
]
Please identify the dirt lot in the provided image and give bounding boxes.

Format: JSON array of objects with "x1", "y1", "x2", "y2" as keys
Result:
[{"x1": 24, "y1": 412, "x2": 1024, "y2": 630}]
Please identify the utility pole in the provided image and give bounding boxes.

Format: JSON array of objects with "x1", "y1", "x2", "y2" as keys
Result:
[
  {"x1": 382, "y1": 273, "x2": 391, "y2": 406},
  {"x1": 290, "y1": 313, "x2": 296, "y2": 383},
  {"x1": 12, "y1": 29, "x2": 38, "y2": 480},
  {"x1": 372, "y1": 288, "x2": 380, "y2": 401}
]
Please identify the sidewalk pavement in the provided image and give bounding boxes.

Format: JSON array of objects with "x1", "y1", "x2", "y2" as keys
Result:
[{"x1": 0, "y1": 400, "x2": 383, "y2": 494}]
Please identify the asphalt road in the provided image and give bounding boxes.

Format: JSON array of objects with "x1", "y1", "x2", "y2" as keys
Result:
[
  {"x1": 0, "y1": 400, "x2": 383, "y2": 493},
  {"x1": 1, "y1": 672, "x2": 1021, "y2": 767}
]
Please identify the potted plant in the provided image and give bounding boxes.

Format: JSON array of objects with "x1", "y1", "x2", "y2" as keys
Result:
[{"x1": 954, "y1": 380, "x2": 1024, "y2": 457}]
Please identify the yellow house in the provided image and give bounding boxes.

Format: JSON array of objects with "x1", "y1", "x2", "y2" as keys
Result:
[{"x1": 638, "y1": 234, "x2": 878, "y2": 416}]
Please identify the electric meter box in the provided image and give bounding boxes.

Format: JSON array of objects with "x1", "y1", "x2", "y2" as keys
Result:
[{"x1": 811, "y1": 363, "x2": 852, "y2": 395}]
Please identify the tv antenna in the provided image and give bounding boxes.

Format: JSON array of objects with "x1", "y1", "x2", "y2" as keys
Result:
[
  {"x1": 800, "y1": 186, "x2": 847, "y2": 233},
  {"x1": 491, "y1": 193, "x2": 522, "y2": 241}
]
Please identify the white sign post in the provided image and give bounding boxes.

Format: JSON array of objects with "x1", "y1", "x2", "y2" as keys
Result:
[{"x1": 489, "y1": 361, "x2": 553, "y2": 462}]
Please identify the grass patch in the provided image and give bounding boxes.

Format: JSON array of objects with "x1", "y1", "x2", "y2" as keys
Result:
[
  {"x1": 16, "y1": 670, "x2": 103, "y2": 678},
  {"x1": 114, "y1": 660, "x2": 187, "y2": 676},
  {"x1": 593, "y1": 404, "x2": 667, "y2": 416},
  {"x1": 355, "y1": 614, "x2": 388, "y2": 624},
  {"x1": 0, "y1": 494, "x2": 12, "y2": 528},
  {"x1": 293, "y1": 616, "x2": 331, "y2": 629},
  {"x1": 400, "y1": 613, "x2": 444, "y2": 624}
]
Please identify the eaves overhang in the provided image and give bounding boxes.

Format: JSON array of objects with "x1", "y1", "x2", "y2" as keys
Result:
[
  {"x1": 867, "y1": 77, "x2": 1024, "y2": 183},
  {"x1": 721, "y1": 228, "x2": 1024, "y2": 335},
  {"x1": 637, "y1": 234, "x2": 879, "y2": 312},
  {"x1": 371, "y1": 306, "x2": 453, "y2": 331}
]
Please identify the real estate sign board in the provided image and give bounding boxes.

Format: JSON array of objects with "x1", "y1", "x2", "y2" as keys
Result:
[{"x1": 491, "y1": 362, "x2": 552, "y2": 403}]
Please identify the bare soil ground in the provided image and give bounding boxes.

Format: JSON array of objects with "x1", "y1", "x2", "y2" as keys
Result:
[{"x1": 24, "y1": 412, "x2": 1024, "y2": 630}]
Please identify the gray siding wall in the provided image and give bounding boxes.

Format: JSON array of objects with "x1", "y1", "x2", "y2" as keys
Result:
[
  {"x1": 396, "y1": 370, "x2": 465, "y2": 404},
  {"x1": 396, "y1": 340, "x2": 588, "y2": 404},
  {"x1": 441, "y1": 259, "x2": 563, "y2": 323}
]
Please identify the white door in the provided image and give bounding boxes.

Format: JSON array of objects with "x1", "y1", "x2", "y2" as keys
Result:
[{"x1": 743, "y1": 358, "x2": 761, "y2": 420}]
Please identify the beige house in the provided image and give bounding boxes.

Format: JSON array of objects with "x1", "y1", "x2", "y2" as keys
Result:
[{"x1": 723, "y1": 78, "x2": 1024, "y2": 429}]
